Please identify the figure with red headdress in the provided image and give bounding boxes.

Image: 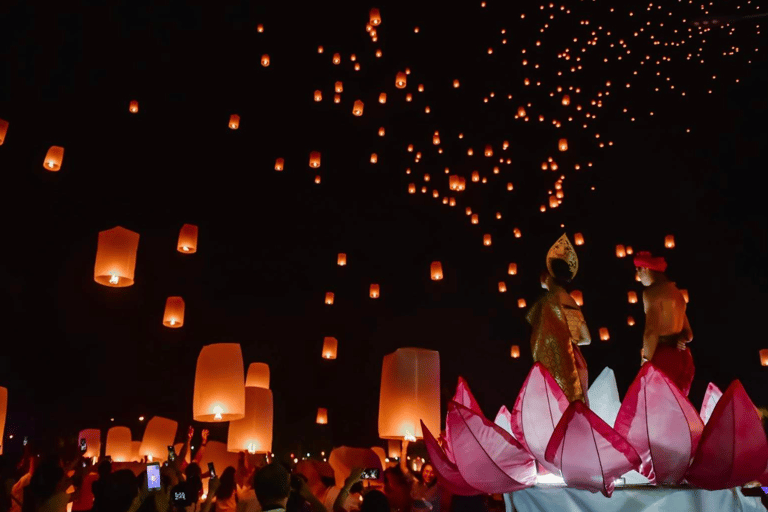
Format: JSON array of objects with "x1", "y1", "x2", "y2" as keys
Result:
[{"x1": 634, "y1": 251, "x2": 695, "y2": 396}]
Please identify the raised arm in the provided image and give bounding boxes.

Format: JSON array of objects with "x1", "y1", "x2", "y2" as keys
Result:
[
  {"x1": 333, "y1": 468, "x2": 363, "y2": 512},
  {"x1": 192, "y1": 429, "x2": 209, "y2": 465}
]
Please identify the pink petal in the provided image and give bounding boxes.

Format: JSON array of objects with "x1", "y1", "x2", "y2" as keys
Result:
[
  {"x1": 700, "y1": 382, "x2": 723, "y2": 425},
  {"x1": 445, "y1": 377, "x2": 485, "y2": 463},
  {"x1": 494, "y1": 405, "x2": 515, "y2": 439},
  {"x1": 613, "y1": 363, "x2": 703, "y2": 485},
  {"x1": 420, "y1": 420, "x2": 480, "y2": 496},
  {"x1": 686, "y1": 380, "x2": 768, "y2": 490},
  {"x1": 545, "y1": 401, "x2": 641, "y2": 498},
  {"x1": 447, "y1": 401, "x2": 536, "y2": 494}
]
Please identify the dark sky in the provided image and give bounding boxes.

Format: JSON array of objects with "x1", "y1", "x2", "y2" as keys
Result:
[{"x1": 0, "y1": 0, "x2": 766, "y2": 457}]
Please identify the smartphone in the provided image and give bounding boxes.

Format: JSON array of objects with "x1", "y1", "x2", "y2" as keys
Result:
[
  {"x1": 360, "y1": 468, "x2": 380, "y2": 480},
  {"x1": 167, "y1": 445, "x2": 176, "y2": 462},
  {"x1": 79, "y1": 438, "x2": 87, "y2": 453},
  {"x1": 207, "y1": 462, "x2": 216, "y2": 479},
  {"x1": 147, "y1": 462, "x2": 162, "y2": 491}
]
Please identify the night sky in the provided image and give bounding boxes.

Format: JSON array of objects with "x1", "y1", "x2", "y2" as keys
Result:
[{"x1": 0, "y1": 0, "x2": 766, "y2": 458}]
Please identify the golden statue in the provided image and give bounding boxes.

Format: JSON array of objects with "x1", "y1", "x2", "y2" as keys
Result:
[{"x1": 527, "y1": 234, "x2": 591, "y2": 403}]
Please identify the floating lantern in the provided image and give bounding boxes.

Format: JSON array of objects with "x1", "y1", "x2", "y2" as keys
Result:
[
  {"x1": 472, "y1": 171, "x2": 480, "y2": 182},
  {"x1": 518, "y1": 298, "x2": 527, "y2": 308},
  {"x1": 507, "y1": 182, "x2": 514, "y2": 191},
  {"x1": 760, "y1": 349, "x2": 768, "y2": 367},
  {"x1": 353, "y1": 100, "x2": 364, "y2": 116},
  {"x1": 0, "y1": 387, "x2": 5, "y2": 454},
  {"x1": 325, "y1": 292, "x2": 334, "y2": 305},
  {"x1": 335, "y1": 81, "x2": 343, "y2": 93},
  {"x1": 453, "y1": 79, "x2": 460, "y2": 88},
  {"x1": 322, "y1": 337, "x2": 338, "y2": 359},
  {"x1": 334, "y1": 94, "x2": 341, "y2": 104},
  {"x1": 513, "y1": 228, "x2": 522, "y2": 238},
  {"x1": 626, "y1": 246, "x2": 634, "y2": 255},
  {"x1": 616, "y1": 245, "x2": 627, "y2": 258},
  {"x1": 139, "y1": 417, "x2": 178, "y2": 462},
  {"x1": 105, "y1": 426, "x2": 132, "y2": 462},
  {"x1": 599, "y1": 328, "x2": 610, "y2": 341},
  {"x1": 517, "y1": 107, "x2": 527, "y2": 117},
  {"x1": 627, "y1": 291, "x2": 638, "y2": 304},
  {"x1": 395, "y1": 72, "x2": 407, "y2": 89},
  {"x1": 379, "y1": 127, "x2": 385, "y2": 136},
  {"x1": 0, "y1": 119, "x2": 8, "y2": 145},
  {"x1": 193, "y1": 343, "x2": 246, "y2": 422},
  {"x1": 570, "y1": 290, "x2": 584, "y2": 306},
  {"x1": 78, "y1": 429, "x2": 101, "y2": 459},
  {"x1": 483, "y1": 234, "x2": 492, "y2": 246},
  {"x1": 44, "y1": 146, "x2": 64, "y2": 171},
  {"x1": 562, "y1": 95, "x2": 570, "y2": 106},
  {"x1": 379, "y1": 93, "x2": 387, "y2": 104},
  {"x1": 333, "y1": 53, "x2": 341, "y2": 65},
  {"x1": 261, "y1": 55, "x2": 270, "y2": 67},
  {"x1": 627, "y1": 316, "x2": 636, "y2": 327},
  {"x1": 315, "y1": 175, "x2": 321, "y2": 184},
  {"x1": 680, "y1": 289, "x2": 689, "y2": 303},
  {"x1": 510, "y1": 345, "x2": 521, "y2": 358},
  {"x1": 309, "y1": 151, "x2": 321, "y2": 168},
  {"x1": 163, "y1": 296, "x2": 185, "y2": 328},
  {"x1": 498, "y1": 282, "x2": 507, "y2": 293},
  {"x1": 245, "y1": 363, "x2": 270, "y2": 389},
  {"x1": 94, "y1": 226, "x2": 140, "y2": 287},
  {"x1": 129, "y1": 100, "x2": 139, "y2": 113},
  {"x1": 370, "y1": 153, "x2": 378, "y2": 164},
  {"x1": 369, "y1": 8, "x2": 381, "y2": 26},
  {"x1": 408, "y1": 183, "x2": 416, "y2": 194},
  {"x1": 228, "y1": 386, "x2": 273, "y2": 454},
  {"x1": 275, "y1": 158, "x2": 284, "y2": 171},
  {"x1": 256, "y1": 24, "x2": 264, "y2": 33},
  {"x1": 318, "y1": 46, "x2": 324, "y2": 53},
  {"x1": 471, "y1": 214, "x2": 479, "y2": 225},
  {"x1": 177, "y1": 224, "x2": 198, "y2": 254},
  {"x1": 370, "y1": 284, "x2": 380, "y2": 299},
  {"x1": 314, "y1": 90, "x2": 322, "y2": 102},
  {"x1": 574, "y1": 233, "x2": 584, "y2": 246},
  {"x1": 508, "y1": 263, "x2": 518, "y2": 275},
  {"x1": 549, "y1": 196, "x2": 559, "y2": 209},
  {"x1": 229, "y1": 115, "x2": 240, "y2": 129},
  {"x1": 484, "y1": 145, "x2": 493, "y2": 157},
  {"x1": 430, "y1": 261, "x2": 443, "y2": 281},
  {"x1": 317, "y1": 408, "x2": 329, "y2": 424},
  {"x1": 378, "y1": 348, "x2": 440, "y2": 439},
  {"x1": 558, "y1": 139, "x2": 568, "y2": 151},
  {"x1": 665, "y1": 235, "x2": 675, "y2": 249},
  {"x1": 433, "y1": 132, "x2": 441, "y2": 145},
  {"x1": 337, "y1": 253, "x2": 347, "y2": 266}
]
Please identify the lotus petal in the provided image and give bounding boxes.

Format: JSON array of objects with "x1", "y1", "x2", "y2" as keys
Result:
[
  {"x1": 445, "y1": 377, "x2": 485, "y2": 463},
  {"x1": 700, "y1": 382, "x2": 723, "y2": 425},
  {"x1": 421, "y1": 420, "x2": 480, "y2": 496},
  {"x1": 587, "y1": 367, "x2": 621, "y2": 428}
]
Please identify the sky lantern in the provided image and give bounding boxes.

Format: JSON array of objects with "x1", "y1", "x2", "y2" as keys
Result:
[
  {"x1": 322, "y1": 337, "x2": 338, "y2": 359},
  {"x1": 559, "y1": 138, "x2": 568, "y2": 151},
  {"x1": 325, "y1": 292, "x2": 334, "y2": 305},
  {"x1": 484, "y1": 145, "x2": 493, "y2": 157},
  {"x1": 139, "y1": 417, "x2": 178, "y2": 462},
  {"x1": 193, "y1": 343, "x2": 246, "y2": 422},
  {"x1": 261, "y1": 54, "x2": 270, "y2": 67},
  {"x1": 0, "y1": 119, "x2": 8, "y2": 145},
  {"x1": 471, "y1": 214, "x2": 479, "y2": 225},
  {"x1": 44, "y1": 146, "x2": 64, "y2": 171},
  {"x1": 600, "y1": 328, "x2": 610, "y2": 341},
  {"x1": 433, "y1": 132, "x2": 441, "y2": 145},
  {"x1": 378, "y1": 348, "x2": 440, "y2": 440},
  {"x1": 472, "y1": 171, "x2": 480, "y2": 182},
  {"x1": 94, "y1": 226, "x2": 140, "y2": 287},
  {"x1": 508, "y1": 263, "x2": 518, "y2": 275},
  {"x1": 309, "y1": 151, "x2": 321, "y2": 168},
  {"x1": 483, "y1": 234, "x2": 492, "y2": 246},
  {"x1": 518, "y1": 298, "x2": 527, "y2": 308},
  {"x1": 353, "y1": 100, "x2": 364, "y2": 116},
  {"x1": 129, "y1": 100, "x2": 139, "y2": 113},
  {"x1": 369, "y1": 8, "x2": 381, "y2": 25},
  {"x1": 517, "y1": 106, "x2": 527, "y2": 117},
  {"x1": 370, "y1": 284, "x2": 380, "y2": 299},
  {"x1": 370, "y1": 153, "x2": 378, "y2": 164},
  {"x1": 626, "y1": 246, "x2": 634, "y2": 256},
  {"x1": 507, "y1": 182, "x2": 514, "y2": 191},
  {"x1": 760, "y1": 349, "x2": 768, "y2": 367},
  {"x1": 256, "y1": 24, "x2": 264, "y2": 32},
  {"x1": 430, "y1": 261, "x2": 443, "y2": 281},
  {"x1": 570, "y1": 290, "x2": 584, "y2": 306},
  {"x1": 379, "y1": 93, "x2": 387, "y2": 104},
  {"x1": 105, "y1": 426, "x2": 132, "y2": 462},
  {"x1": 627, "y1": 291, "x2": 638, "y2": 304},
  {"x1": 228, "y1": 363, "x2": 273, "y2": 454},
  {"x1": 229, "y1": 115, "x2": 240, "y2": 129},
  {"x1": 395, "y1": 72, "x2": 407, "y2": 89},
  {"x1": 408, "y1": 184, "x2": 416, "y2": 194},
  {"x1": 665, "y1": 235, "x2": 676, "y2": 249},
  {"x1": 574, "y1": 233, "x2": 585, "y2": 246},
  {"x1": 510, "y1": 345, "x2": 521, "y2": 359},
  {"x1": 378, "y1": 127, "x2": 385, "y2": 137},
  {"x1": 627, "y1": 316, "x2": 636, "y2": 327},
  {"x1": 616, "y1": 245, "x2": 627, "y2": 258},
  {"x1": 177, "y1": 224, "x2": 198, "y2": 253},
  {"x1": 498, "y1": 282, "x2": 507, "y2": 293},
  {"x1": 314, "y1": 90, "x2": 322, "y2": 102},
  {"x1": 317, "y1": 408, "x2": 329, "y2": 424},
  {"x1": 337, "y1": 253, "x2": 347, "y2": 266},
  {"x1": 562, "y1": 94, "x2": 571, "y2": 106},
  {"x1": 163, "y1": 296, "x2": 185, "y2": 328},
  {"x1": 245, "y1": 363, "x2": 270, "y2": 389},
  {"x1": 0, "y1": 387, "x2": 5, "y2": 454},
  {"x1": 275, "y1": 158, "x2": 284, "y2": 171},
  {"x1": 333, "y1": 53, "x2": 341, "y2": 65},
  {"x1": 453, "y1": 79, "x2": 460, "y2": 88},
  {"x1": 549, "y1": 196, "x2": 559, "y2": 209},
  {"x1": 335, "y1": 81, "x2": 343, "y2": 93},
  {"x1": 514, "y1": 228, "x2": 522, "y2": 238},
  {"x1": 78, "y1": 429, "x2": 101, "y2": 459}
]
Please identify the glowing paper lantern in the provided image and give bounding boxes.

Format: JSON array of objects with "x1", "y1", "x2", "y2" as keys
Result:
[
  {"x1": 549, "y1": 196, "x2": 559, "y2": 209},
  {"x1": 261, "y1": 55, "x2": 270, "y2": 67},
  {"x1": 163, "y1": 296, "x2": 185, "y2": 328},
  {"x1": 408, "y1": 184, "x2": 416, "y2": 194},
  {"x1": 379, "y1": 93, "x2": 387, "y2": 104},
  {"x1": 370, "y1": 153, "x2": 378, "y2": 164},
  {"x1": 325, "y1": 292, "x2": 334, "y2": 305},
  {"x1": 517, "y1": 107, "x2": 526, "y2": 117},
  {"x1": 0, "y1": 119, "x2": 8, "y2": 145},
  {"x1": 94, "y1": 226, "x2": 140, "y2": 287},
  {"x1": 129, "y1": 101, "x2": 139, "y2": 113},
  {"x1": 322, "y1": 337, "x2": 338, "y2": 359},
  {"x1": 337, "y1": 253, "x2": 347, "y2": 266},
  {"x1": 387, "y1": 439, "x2": 400, "y2": 458},
  {"x1": 139, "y1": 417, "x2": 178, "y2": 461},
  {"x1": 665, "y1": 235, "x2": 675, "y2": 249},
  {"x1": 379, "y1": 348, "x2": 440, "y2": 440},
  {"x1": 193, "y1": 343, "x2": 245, "y2": 422},
  {"x1": 600, "y1": 328, "x2": 610, "y2": 341},
  {"x1": 760, "y1": 349, "x2": 768, "y2": 367},
  {"x1": 0, "y1": 387, "x2": 7, "y2": 455},
  {"x1": 574, "y1": 233, "x2": 584, "y2": 246},
  {"x1": 275, "y1": 158, "x2": 284, "y2": 171},
  {"x1": 508, "y1": 263, "x2": 518, "y2": 275},
  {"x1": 317, "y1": 408, "x2": 328, "y2": 424},
  {"x1": 243, "y1": 363, "x2": 270, "y2": 390},
  {"x1": 517, "y1": 299, "x2": 527, "y2": 309},
  {"x1": 78, "y1": 429, "x2": 101, "y2": 459},
  {"x1": 628, "y1": 291, "x2": 638, "y2": 304},
  {"x1": 353, "y1": 100, "x2": 364, "y2": 116},
  {"x1": 177, "y1": 224, "x2": 198, "y2": 253},
  {"x1": 314, "y1": 90, "x2": 322, "y2": 102},
  {"x1": 229, "y1": 115, "x2": 240, "y2": 129},
  {"x1": 332, "y1": 53, "x2": 341, "y2": 65},
  {"x1": 431, "y1": 261, "x2": 443, "y2": 281},
  {"x1": 498, "y1": 282, "x2": 507, "y2": 293},
  {"x1": 44, "y1": 146, "x2": 64, "y2": 171},
  {"x1": 483, "y1": 234, "x2": 492, "y2": 246},
  {"x1": 471, "y1": 214, "x2": 479, "y2": 225},
  {"x1": 513, "y1": 228, "x2": 522, "y2": 238},
  {"x1": 370, "y1": 284, "x2": 380, "y2": 299},
  {"x1": 628, "y1": 316, "x2": 636, "y2": 326},
  {"x1": 484, "y1": 145, "x2": 493, "y2": 157},
  {"x1": 558, "y1": 139, "x2": 568, "y2": 152},
  {"x1": 105, "y1": 426, "x2": 132, "y2": 462},
  {"x1": 228, "y1": 386, "x2": 273, "y2": 454},
  {"x1": 570, "y1": 290, "x2": 584, "y2": 306},
  {"x1": 369, "y1": 8, "x2": 381, "y2": 25},
  {"x1": 510, "y1": 345, "x2": 520, "y2": 358},
  {"x1": 616, "y1": 245, "x2": 627, "y2": 258},
  {"x1": 395, "y1": 72, "x2": 407, "y2": 89},
  {"x1": 335, "y1": 81, "x2": 343, "y2": 93},
  {"x1": 309, "y1": 151, "x2": 321, "y2": 168},
  {"x1": 562, "y1": 95, "x2": 570, "y2": 106}
]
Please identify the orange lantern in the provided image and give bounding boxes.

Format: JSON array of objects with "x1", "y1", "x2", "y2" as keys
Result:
[
  {"x1": 317, "y1": 408, "x2": 329, "y2": 424},
  {"x1": 471, "y1": 214, "x2": 479, "y2": 225},
  {"x1": 256, "y1": 24, "x2": 264, "y2": 33},
  {"x1": 325, "y1": 292, "x2": 334, "y2": 305},
  {"x1": 627, "y1": 316, "x2": 636, "y2": 327},
  {"x1": 395, "y1": 72, "x2": 407, "y2": 89},
  {"x1": 558, "y1": 138, "x2": 568, "y2": 152},
  {"x1": 379, "y1": 127, "x2": 385, "y2": 137},
  {"x1": 163, "y1": 296, "x2": 185, "y2": 328},
  {"x1": 665, "y1": 235, "x2": 675, "y2": 249},
  {"x1": 574, "y1": 233, "x2": 584, "y2": 246},
  {"x1": 549, "y1": 196, "x2": 559, "y2": 209},
  {"x1": 322, "y1": 337, "x2": 338, "y2": 359},
  {"x1": 370, "y1": 8, "x2": 381, "y2": 25},
  {"x1": 335, "y1": 81, "x2": 343, "y2": 93},
  {"x1": 315, "y1": 175, "x2": 321, "y2": 184},
  {"x1": 378, "y1": 348, "x2": 440, "y2": 439},
  {"x1": 275, "y1": 158, "x2": 285, "y2": 171},
  {"x1": 760, "y1": 349, "x2": 768, "y2": 367},
  {"x1": 245, "y1": 362, "x2": 270, "y2": 389},
  {"x1": 261, "y1": 55, "x2": 270, "y2": 67},
  {"x1": 626, "y1": 246, "x2": 634, "y2": 255},
  {"x1": 129, "y1": 100, "x2": 139, "y2": 113},
  {"x1": 105, "y1": 426, "x2": 132, "y2": 462},
  {"x1": 370, "y1": 153, "x2": 378, "y2": 164},
  {"x1": 314, "y1": 90, "x2": 322, "y2": 102},
  {"x1": 228, "y1": 385, "x2": 273, "y2": 454},
  {"x1": 370, "y1": 284, "x2": 380, "y2": 299},
  {"x1": 433, "y1": 132, "x2": 441, "y2": 145},
  {"x1": 616, "y1": 245, "x2": 627, "y2": 258},
  {"x1": 94, "y1": 226, "x2": 140, "y2": 287},
  {"x1": 562, "y1": 94, "x2": 570, "y2": 106},
  {"x1": 44, "y1": 146, "x2": 64, "y2": 171},
  {"x1": 337, "y1": 253, "x2": 347, "y2": 266},
  {"x1": 599, "y1": 328, "x2": 610, "y2": 341},
  {"x1": 139, "y1": 416, "x2": 178, "y2": 462},
  {"x1": 0, "y1": 387, "x2": 5, "y2": 455},
  {"x1": 78, "y1": 429, "x2": 101, "y2": 459},
  {"x1": 484, "y1": 145, "x2": 493, "y2": 157},
  {"x1": 334, "y1": 94, "x2": 341, "y2": 104},
  {"x1": 379, "y1": 93, "x2": 387, "y2": 104},
  {"x1": 627, "y1": 291, "x2": 638, "y2": 304},
  {"x1": 309, "y1": 151, "x2": 321, "y2": 168},
  {"x1": 680, "y1": 289, "x2": 689, "y2": 303},
  {"x1": 513, "y1": 228, "x2": 522, "y2": 238},
  {"x1": 570, "y1": 290, "x2": 584, "y2": 306},
  {"x1": 508, "y1": 263, "x2": 518, "y2": 275},
  {"x1": 408, "y1": 183, "x2": 416, "y2": 194},
  {"x1": 177, "y1": 224, "x2": 198, "y2": 254},
  {"x1": 229, "y1": 115, "x2": 240, "y2": 129},
  {"x1": 430, "y1": 261, "x2": 443, "y2": 281},
  {"x1": 333, "y1": 53, "x2": 341, "y2": 65},
  {"x1": 517, "y1": 298, "x2": 527, "y2": 308},
  {"x1": 453, "y1": 79, "x2": 460, "y2": 88},
  {"x1": 472, "y1": 171, "x2": 480, "y2": 182},
  {"x1": 507, "y1": 182, "x2": 514, "y2": 191},
  {"x1": 517, "y1": 107, "x2": 526, "y2": 117},
  {"x1": 387, "y1": 440, "x2": 400, "y2": 459},
  {"x1": 318, "y1": 46, "x2": 324, "y2": 53},
  {"x1": 353, "y1": 100, "x2": 364, "y2": 116},
  {"x1": 510, "y1": 345, "x2": 521, "y2": 358},
  {"x1": 193, "y1": 343, "x2": 246, "y2": 422},
  {"x1": 498, "y1": 282, "x2": 507, "y2": 293},
  {"x1": 483, "y1": 234, "x2": 492, "y2": 246},
  {"x1": 0, "y1": 119, "x2": 8, "y2": 145}
]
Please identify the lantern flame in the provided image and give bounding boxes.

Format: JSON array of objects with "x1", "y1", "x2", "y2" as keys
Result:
[
  {"x1": 213, "y1": 406, "x2": 224, "y2": 421},
  {"x1": 109, "y1": 274, "x2": 119, "y2": 285}
]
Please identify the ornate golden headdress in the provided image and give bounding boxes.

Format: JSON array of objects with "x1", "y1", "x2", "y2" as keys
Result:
[{"x1": 546, "y1": 234, "x2": 579, "y2": 279}]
